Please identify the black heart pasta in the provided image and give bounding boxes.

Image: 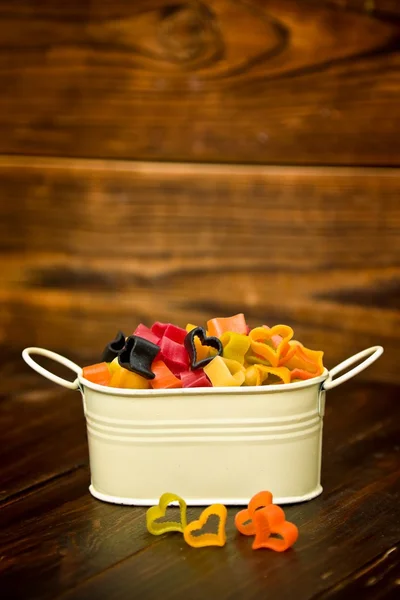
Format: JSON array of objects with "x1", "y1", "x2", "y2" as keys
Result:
[
  {"x1": 184, "y1": 327, "x2": 223, "y2": 370},
  {"x1": 101, "y1": 331, "x2": 126, "y2": 362},
  {"x1": 118, "y1": 335, "x2": 160, "y2": 380}
]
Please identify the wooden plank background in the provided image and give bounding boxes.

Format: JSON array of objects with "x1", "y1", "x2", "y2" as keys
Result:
[
  {"x1": 0, "y1": 0, "x2": 399, "y2": 164},
  {"x1": 0, "y1": 0, "x2": 399, "y2": 382}
]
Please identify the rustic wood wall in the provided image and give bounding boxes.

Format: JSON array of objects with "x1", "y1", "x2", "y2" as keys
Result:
[{"x1": 0, "y1": 0, "x2": 399, "y2": 383}]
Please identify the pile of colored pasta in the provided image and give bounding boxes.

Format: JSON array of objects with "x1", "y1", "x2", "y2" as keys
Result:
[{"x1": 82, "y1": 314, "x2": 324, "y2": 389}]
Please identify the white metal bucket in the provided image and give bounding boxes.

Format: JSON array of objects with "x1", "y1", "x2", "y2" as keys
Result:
[{"x1": 22, "y1": 345, "x2": 383, "y2": 506}]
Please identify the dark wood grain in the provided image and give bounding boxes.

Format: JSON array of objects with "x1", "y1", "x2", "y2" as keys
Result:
[
  {"x1": 0, "y1": 381, "x2": 399, "y2": 600},
  {"x1": 327, "y1": 0, "x2": 400, "y2": 17},
  {"x1": 0, "y1": 157, "x2": 398, "y2": 382},
  {"x1": 318, "y1": 546, "x2": 400, "y2": 599},
  {"x1": 0, "y1": 0, "x2": 398, "y2": 164},
  {"x1": 0, "y1": 349, "x2": 88, "y2": 501}
]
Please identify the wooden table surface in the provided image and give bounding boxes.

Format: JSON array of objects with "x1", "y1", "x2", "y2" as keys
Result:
[{"x1": 1, "y1": 351, "x2": 399, "y2": 600}]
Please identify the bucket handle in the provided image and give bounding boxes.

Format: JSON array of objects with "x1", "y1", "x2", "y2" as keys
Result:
[
  {"x1": 22, "y1": 347, "x2": 82, "y2": 390},
  {"x1": 322, "y1": 346, "x2": 383, "y2": 391},
  {"x1": 23, "y1": 345, "x2": 384, "y2": 393}
]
